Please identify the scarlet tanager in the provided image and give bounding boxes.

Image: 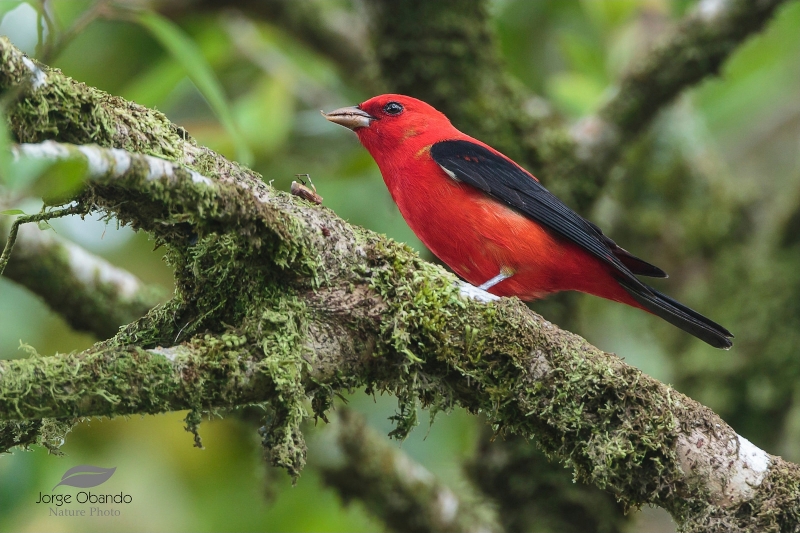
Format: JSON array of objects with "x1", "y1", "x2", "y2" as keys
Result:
[{"x1": 323, "y1": 95, "x2": 733, "y2": 349}]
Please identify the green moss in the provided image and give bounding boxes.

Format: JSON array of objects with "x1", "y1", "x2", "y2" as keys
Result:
[
  {"x1": 0, "y1": 66, "x2": 323, "y2": 467},
  {"x1": 684, "y1": 457, "x2": 800, "y2": 532},
  {"x1": 358, "y1": 237, "x2": 710, "y2": 516},
  {"x1": 153, "y1": 228, "x2": 313, "y2": 477},
  {"x1": 0, "y1": 174, "x2": 318, "y2": 475},
  {"x1": 130, "y1": 193, "x2": 317, "y2": 476},
  {"x1": 2, "y1": 32, "x2": 790, "y2": 525},
  {"x1": 0, "y1": 418, "x2": 74, "y2": 454},
  {"x1": 0, "y1": 38, "x2": 184, "y2": 160},
  {"x1": 250, "y1": 297, "x2": 311, "y2": 478}
]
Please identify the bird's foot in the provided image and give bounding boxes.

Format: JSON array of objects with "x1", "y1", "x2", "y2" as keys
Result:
[{"x1": 458, "y1": 281, "x2": 500, "y2": 303}]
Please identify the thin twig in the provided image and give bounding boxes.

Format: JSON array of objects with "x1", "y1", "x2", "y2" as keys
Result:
[{"x1": 0, "y1": 204, "x2": 82, "y2": 277}]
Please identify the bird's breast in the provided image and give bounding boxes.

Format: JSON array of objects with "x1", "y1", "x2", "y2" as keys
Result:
[{"x1": 382, "y1": 156, "x2": 573, "y2": 299}]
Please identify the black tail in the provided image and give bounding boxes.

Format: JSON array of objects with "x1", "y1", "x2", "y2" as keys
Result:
[{"x1": 618, "y1": 279, "x2": 733, "y2": 349}]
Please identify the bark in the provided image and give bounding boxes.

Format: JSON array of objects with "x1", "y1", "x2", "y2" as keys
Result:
[
  {"x1": 0, "y1": 17, "x2": 799, "y2": 531},
  {"x1": 0, "y1": 137, "x2": 796, "y2": 532},
  {"x1": 317, "y1": 409, "x2": 499, "y2": 533},
  {"x1": 0, "y1": 220, "x2": 164, "y2": 339}
]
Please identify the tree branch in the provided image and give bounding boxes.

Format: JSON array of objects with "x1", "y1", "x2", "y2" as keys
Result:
[
  {"x1": 316, "y1": 409, "x2": 499, "y2": 533},
  {"x1": 1, "y1": 38, "x2": 799, "y2": 530},
  {"x1": 1, "y1": 219, "x2": 164, "y2": 339},
  {"x1": 366, "y1": 0, "x2": 793, "y2": 211},
  {"x1": 466, "y1": 427, "x2": 628, "y2": 533},
  {"x1": 0, "y1": 418, "x2": 75, "y2": 455},
  {"x1": 0, "y1": 137, "x2": 796, "y2": 530},
  {"x1": 0, "y1": 36, "x2": 260, "y2": 193},
  {"x1": 581, "y1": 0, "x2": 794, "y2": 168}
]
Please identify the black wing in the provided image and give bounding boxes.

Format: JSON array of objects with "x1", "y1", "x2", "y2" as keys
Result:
[
  {"x1": 430, "y1": 139, "x2": 665, "y2": 280},
  {"x1": 430, "y1": 139, "x2": 733, "y2": 349}
]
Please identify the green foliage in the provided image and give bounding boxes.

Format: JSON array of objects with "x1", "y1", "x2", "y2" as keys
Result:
[
  {"x1": 134, "y1": 11, "x2": 253, "y2": 166},
  {"x1": 1, "y1": 0, "x2": 799, "y2": 531}
]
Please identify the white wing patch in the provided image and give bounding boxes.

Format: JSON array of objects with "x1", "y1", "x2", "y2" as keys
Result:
[{"x1": 437, "y1": 163, "x2": 460, "y2": 182}]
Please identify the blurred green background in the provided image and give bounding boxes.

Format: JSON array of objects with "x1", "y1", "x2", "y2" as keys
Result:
[{"x1": 1, "y1": 0, "x2": 799, "y2": 531}]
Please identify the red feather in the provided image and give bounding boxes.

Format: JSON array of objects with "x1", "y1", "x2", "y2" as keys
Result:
[
  {"x1": 355, "y1": 95, "x2": 630, "y2": 302},
  {"x1": 334, "y1": 94, "x2": 732, "y2": 348}
]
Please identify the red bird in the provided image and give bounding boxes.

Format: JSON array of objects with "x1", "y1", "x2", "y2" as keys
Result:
[{"x1": 324, "y1": 94, "x2": 733, "y2": 349}]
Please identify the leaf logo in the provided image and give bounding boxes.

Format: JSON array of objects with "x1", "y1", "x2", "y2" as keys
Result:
[{"x1": 53, "y1": 465, "x2": 116, "y2": 491}]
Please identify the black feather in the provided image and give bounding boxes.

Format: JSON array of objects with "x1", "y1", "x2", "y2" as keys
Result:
[
  {"x1": 430, "y1": 140, "x2": 662, "y2": 280},
  {"x1": 430, "y1": 139, "x2": 732, "y2": 348},
  {"x1": 617, "y1": 279, "x2": 733, "y2": 349}
]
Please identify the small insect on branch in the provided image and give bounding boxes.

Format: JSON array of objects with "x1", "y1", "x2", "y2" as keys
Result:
[{"x1": 291, "y1": 174, "x2": 323, "y2": 205}]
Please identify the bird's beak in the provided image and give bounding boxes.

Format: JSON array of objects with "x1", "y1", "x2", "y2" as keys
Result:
[{"x1": 322, "y1": 106, "x2": 376, "y2": 130}]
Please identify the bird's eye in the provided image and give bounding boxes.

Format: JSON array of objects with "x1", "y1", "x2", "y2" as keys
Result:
[{"x1": 383, "y1": 102, "x2": 404, "y2": 115}]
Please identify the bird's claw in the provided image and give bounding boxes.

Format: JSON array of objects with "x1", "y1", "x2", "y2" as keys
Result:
[{"x1": 458, "y1": 281, "x2": 500, "y2": 303}]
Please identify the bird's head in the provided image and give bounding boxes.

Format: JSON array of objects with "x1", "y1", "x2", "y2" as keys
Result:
[{"x1": 323, "y1": 94, "x2": 453, "y2": 154}]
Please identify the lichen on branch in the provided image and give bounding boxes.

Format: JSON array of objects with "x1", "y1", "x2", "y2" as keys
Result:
[
  {"x1": 0, "y1": 136, "x2": 794, "y2": 531},
  {"x1": 1, "y1": 33, "x2": 799, "y2": 530}
]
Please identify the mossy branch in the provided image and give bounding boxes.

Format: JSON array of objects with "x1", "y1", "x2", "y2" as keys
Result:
[
  {"x1": 0, "y1": 138, "x2": 796, "y2": 531},
  {"x1": 0, "y1": 220, "x2": 165, "y2": 339},
  {"x1": 1, "y1": 39, "x2": 799, "y2": 531},
  {"x1": 0, "y1": 204, "x2": 81, "y2": 276},
  {"x1": 367, "y1": 0, "x2": 792, "y2": 212},
  {"x1": 316, "y1": 409, "x2": 500, "y2": 533},
  {"x1": 0, "y1": 36, "x2": 262, "y2": 193},
  {"x1": 0, "y1": 419, "x2": 75, "y2": 455}
]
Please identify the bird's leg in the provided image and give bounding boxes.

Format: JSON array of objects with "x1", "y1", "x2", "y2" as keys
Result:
[
  {"x1": 477, "y1": 266, "x2": 514, "y2": 291},
  {"x1": 460, "y1": 267, "x2": 514, "y2": 303}
]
